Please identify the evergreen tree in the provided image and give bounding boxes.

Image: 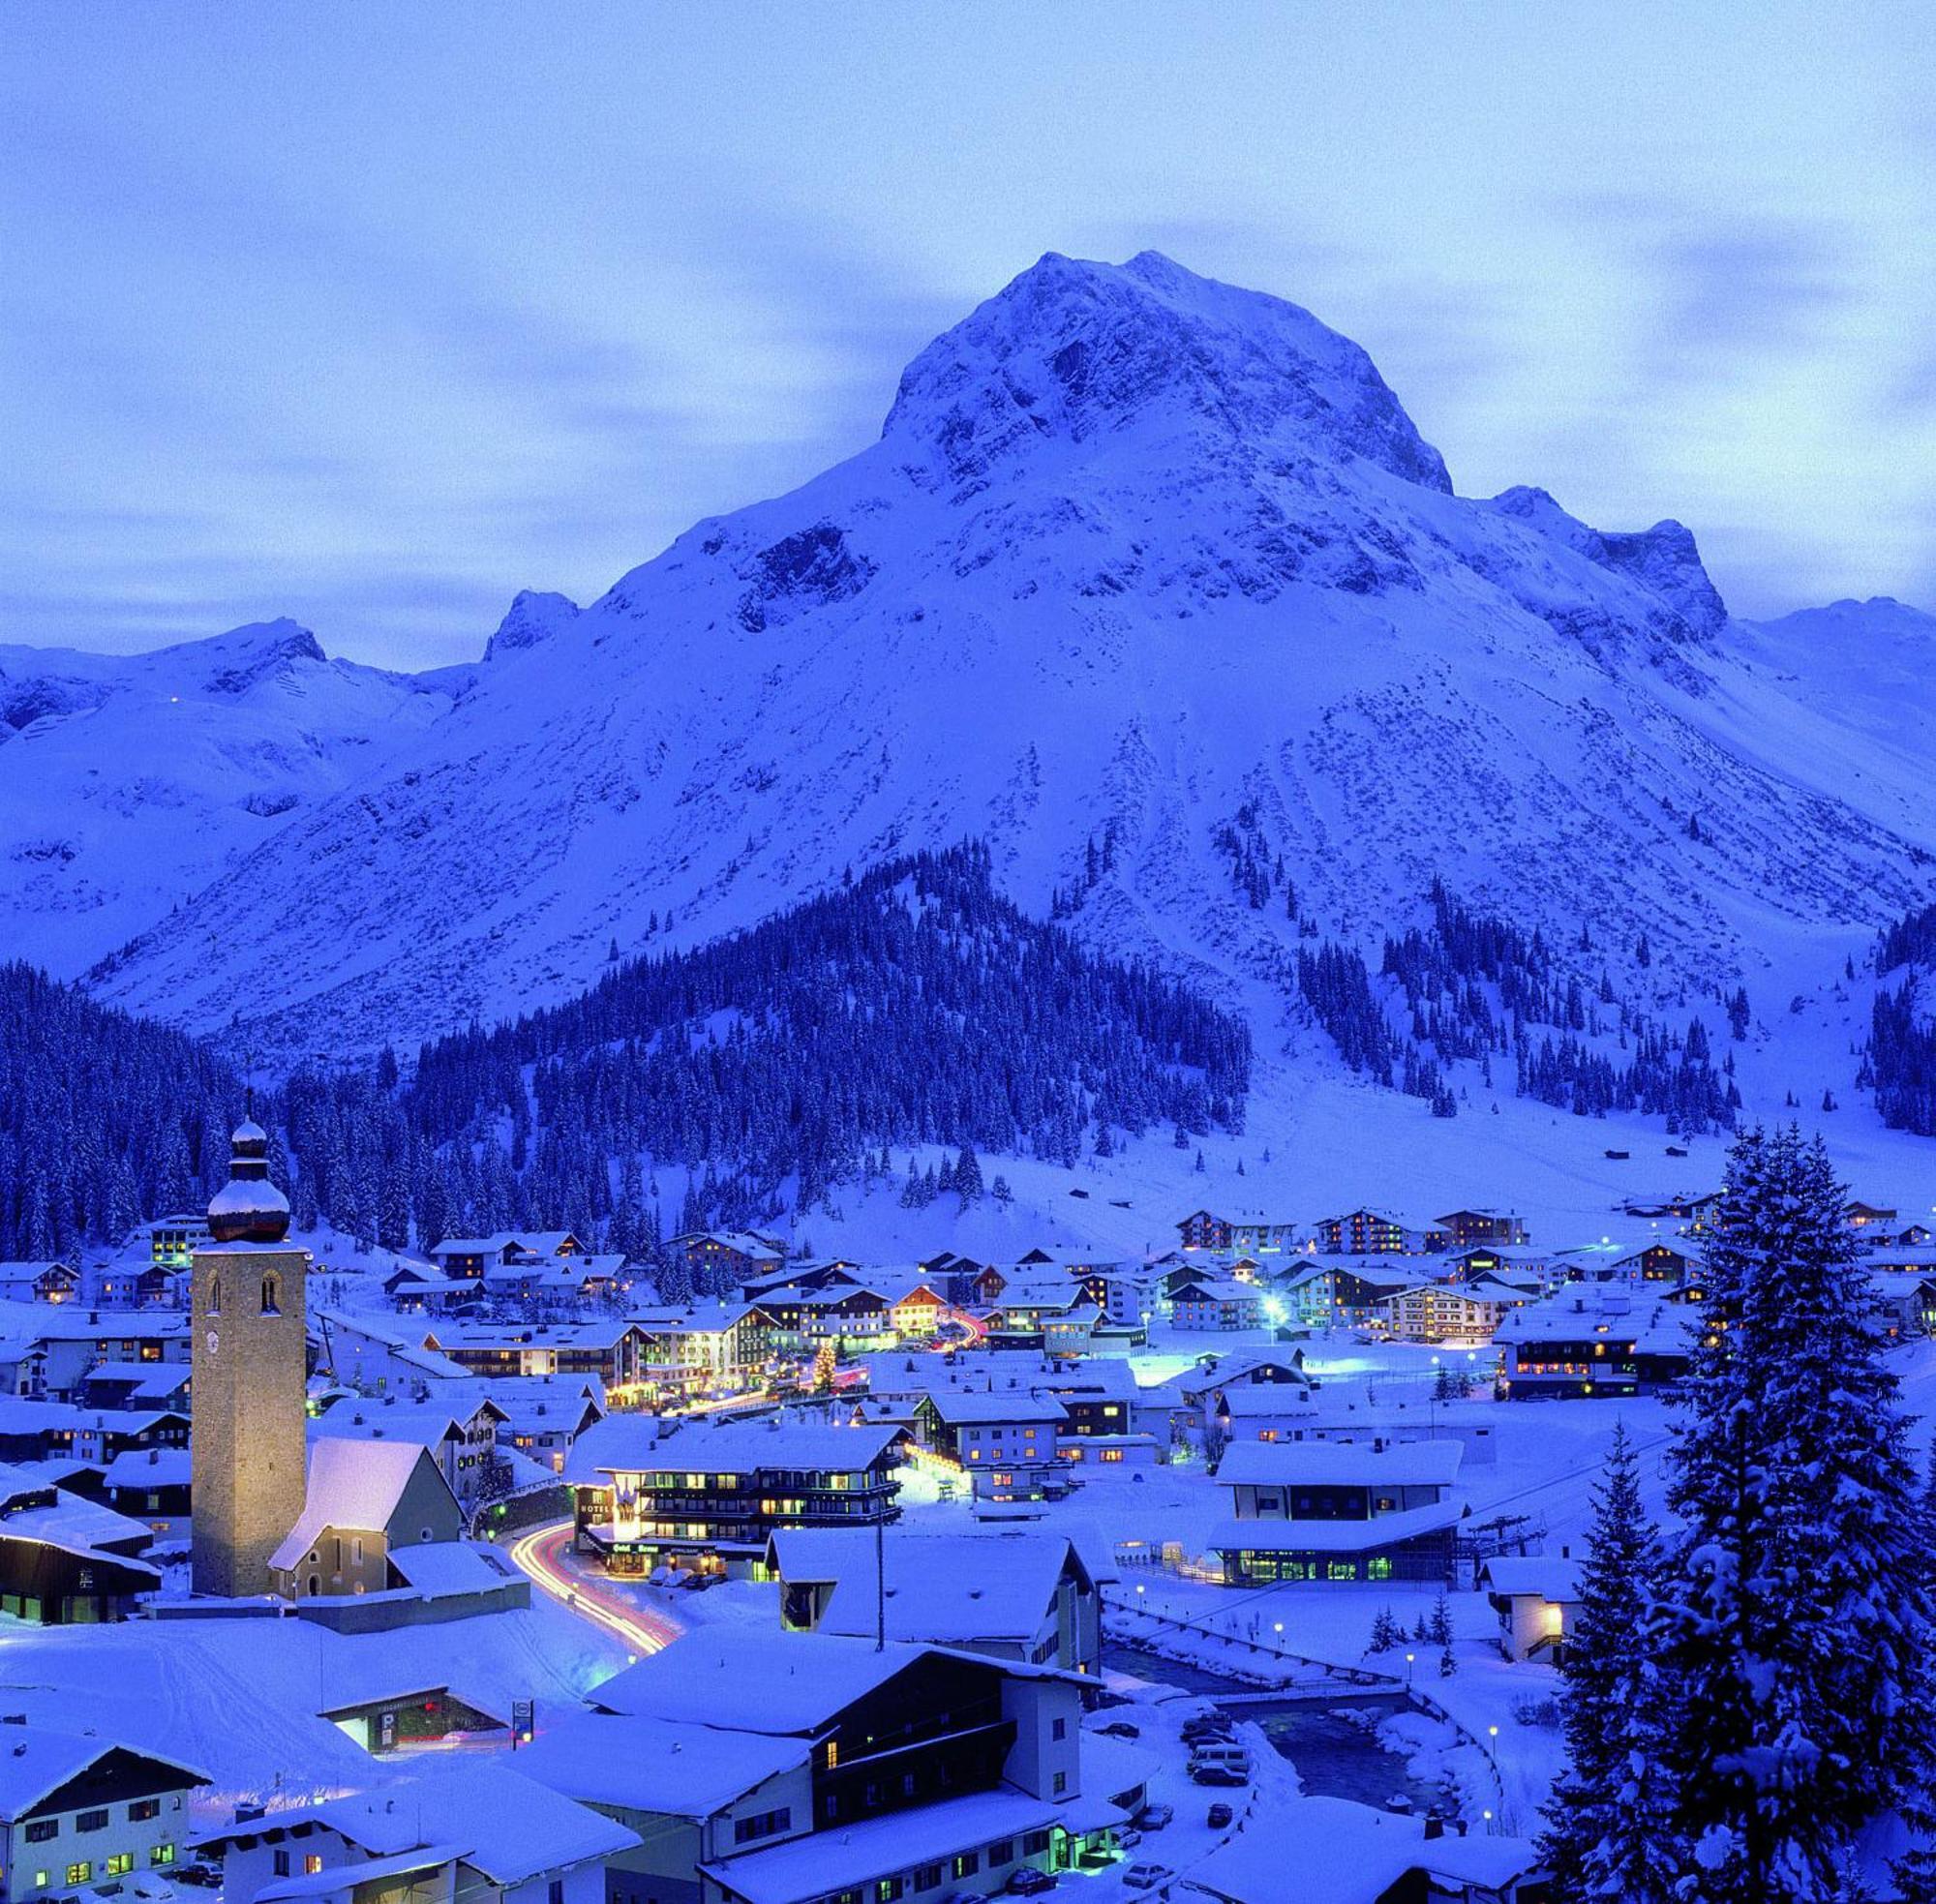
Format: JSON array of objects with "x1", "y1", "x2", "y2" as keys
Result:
[
  {"x1": 1648, "y1": 1126, "x2": 1936, "y2": 1903},
  {"x1": 1542, "y1": 1419, "x2": 1674, "y2": 1901}
]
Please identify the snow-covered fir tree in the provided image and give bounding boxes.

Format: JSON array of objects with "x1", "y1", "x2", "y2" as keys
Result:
[
  {"x1": 1541, "y1": 1418, "x2": 1675, "y2": 1903},
  {"x1": 1644, "y1": 1125, "x2": 1936, "y2": 1902}
]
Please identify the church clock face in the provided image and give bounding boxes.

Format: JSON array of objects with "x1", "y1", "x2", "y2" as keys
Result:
[{"x1": 205, "y1": 1330, "x2": 220, "y2": 1356}]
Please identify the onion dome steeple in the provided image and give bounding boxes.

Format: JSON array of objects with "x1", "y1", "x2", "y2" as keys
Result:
[{"x1": 207, "y1": 1097, "x2": 291, "y2": 1245}]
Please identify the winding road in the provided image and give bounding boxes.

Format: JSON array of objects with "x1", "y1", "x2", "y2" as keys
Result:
[{"x1": 505, "y1": 1520, "x2": 683, "y2": 1656}]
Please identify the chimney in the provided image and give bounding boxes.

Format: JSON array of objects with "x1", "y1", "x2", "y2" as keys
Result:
[{"x1": 1423, "y1": 1812, "x2": 1444, "y2": 1840}]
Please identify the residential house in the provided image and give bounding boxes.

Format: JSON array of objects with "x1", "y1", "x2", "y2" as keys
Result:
[
  {"x1": 1166, "y1": 1276, "x2": 1265, "y2": 1334},
  {"x1": 0, "y1": 1263, "x2": 78, "y2": 1306},
  {"x1": 417, "y1": 1319, "x2": 642, "y2": 1390},
  {"x1": 1274, "y1": 1258, "x2": 1416, "y2": 1328},
  {"x1": 197, "y1": 1760, "x2": 636, "y2": 1904},
  {"x1": 102, "y1": 1445, "x2": 192, "y2": 1536},
  {"x1": 915, "y1": 1391, "x2": 1067, "y2": 1480},
  {"x1": 1208, "y1": 1440, "x2": 1464, "y2": 1586},
  {"x1": 1312, "y1": 1210, "x2": 1443, "y2": 1255},
  {"x1": 1375, "y1": 1282, "x2": 1513, "y2": 1345},
  {"x1": 309, "y1": 1395, "x2": 509, "y2": 1509},
  {"x1": 1434, "y1": 1209, "x2": 1529, "y2": 1250},
  {"x1": 0, "y1": 1727, "x2": 206, "y2": 1899},
  {"x1": 770, "y1": 1526, "x2": 1103, "y2": 1673},
  {"x1": 666, "y1": 1231, "x2": 789, "y2": 1289},
  {"x1": 1481, "y1": 1553, "x2": 1585, "y2": 1663},
  {"x1": 0, "y1": 1464, "x2": 160, "y2": 1620},
  {"x1": 1175, "y1": 1212, "x2": 1297, "y2": 1254},
  {"x1": 578, "y1": 1629, "x2": 1112, "y2": 1904},
  {"x1": 1495, "y1": 1285, "x2": 1693, "y2": 1399},
  {"x1": 568, "y1": 1414, "x2": 907, "y2": 1579},
  {"x1": 629, "y1": 1303, "x2": 773, "y2": 1405}
]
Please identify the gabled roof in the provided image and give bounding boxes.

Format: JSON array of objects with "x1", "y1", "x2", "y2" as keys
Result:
[
  {"x1": 588, "y1": 1629, "x2": 1031, "y2": 1736},
  {"x1": 513, "y1": 1710, "x2": 807, "y2": 1818},
  {"x1": 270, "y1": 1437, "x2": 454, "y2": 1571},
  {"x1": 1480, "y1": 1554, "x2": 1585, "y2": 1601},
  {"x1": 768, "y1": 1527, "x2": 1090, "y2": 1645},
  {"x1": 0, "y1": 1729, "x2": 207, "y2": 1823},
  {"x1": 567, "y1": 1412, "x2": 905, "y2": 1484}
]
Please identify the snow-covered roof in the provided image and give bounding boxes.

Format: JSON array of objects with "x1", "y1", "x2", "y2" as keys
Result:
[
  {"x1": 232, "y1": 1761, "x2": 637, "y2": 1887},
  {"x1": 270, "y1": 1437, "x2": 450, "y2": 1570},
  {"x1": 569, "y1": 1413, "x2": 905, "y2": 1485},
  {"x1": 1188, "y1": 1794, "x2": 1538, "y2": 1904},
  {"x1": 923, "y1": 1390, "x2": 1067, "y2": 1426},
  {"x1": 590, "y1": 1630, "x2": 1036, "y2": 1736},
  {"x1": 768, "y1": 1526, "x2": 1088, "y2": 1644},
  {"x1": 702, "y1": 1786, "x2": 1058, "y2": 1904},
  {"x1": 1206, "y1": 1501, "x2": 1460, "y2": 1554},
  {"x1": 1215, "y1": 1439, "x2": 1463, "y2": 1488},
  {"x1": 385, "y1": 1541, "x2": 519, "y2": 1600},
  {"x1": 0, "y1": 1727, "x2": 207, "y2": 1823},
  {"x1": 1481, "y1": 1554, "x2": 1585, "y2": 1602},
  {"x1": 103, "y1": 1446, "x2": 192, "y2": 1489},
  {"x1": 512, "y1": 1709, "x2": 806, "y2": 1818}
]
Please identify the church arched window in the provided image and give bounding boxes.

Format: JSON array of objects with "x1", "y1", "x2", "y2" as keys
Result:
[
  {"x1": 261, "y1": 1274, "x2": 281, "y2": 1315},
  {"x1": 206, "y1": 1275, "x2": 221, "y2": 1315}
]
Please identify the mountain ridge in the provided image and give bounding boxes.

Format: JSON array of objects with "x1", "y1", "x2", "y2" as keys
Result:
[{"x1": 0, "y1": 253, "x2": 1925, "y2": 1141}]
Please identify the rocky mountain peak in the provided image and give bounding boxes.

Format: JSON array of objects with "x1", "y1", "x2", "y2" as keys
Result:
[
  {"x1": 880, "y1": 250, "x2": 1452, "y2": 498},
  {"x1": 485, "y1": 589, "x2": 581, "y2": 661}
]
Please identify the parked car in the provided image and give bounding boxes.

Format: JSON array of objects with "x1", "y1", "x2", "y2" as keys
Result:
[
  {"x1": 1005, "y1": 1872, "x2": 1058, "y2": 1896},
  {"x1": 1191, "y1": 1764, "x2": 1248, "y2": 1787},
  {"x1": 1122, "y1": 1865, "x2": 1174, "y2": 1892},
  {"x1": 1182, "y1": 1720, "x2": 1233, "y2": 1742},
  {"x1": 1115, "y1": 1828, "x2": 1143, "y2": 1851},
  {"x1": 1207, "y1": 1802, "x2": 1235, "y2": 1829},
  {"x1": 1134, "y1": 1802, "x2": 1173, "y2": 1829},
  {"x1": 1098, "y1": 1720, "x2": 1141, "y2": 1739}
]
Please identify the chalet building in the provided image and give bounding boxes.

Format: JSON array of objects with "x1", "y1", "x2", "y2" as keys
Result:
[
  {"x1": 1273, "y1": 1259, "x2": 1415, "y2": 1328},
  {"x1": 1312, "y1": 1209, "x2": 1444, "y2": 1255},
  {"x1": 1871, "y1": 1270, "x2": 1936, "y2": 1340},
  {"x1": 16, "y1": 1315, "x2": 191, "y2": 1403},
  {"x1": 441, "y1": 1375, "x2": 604, "y2": 1475},
  {"x1": 143, "y1": 1215, "x2": 210, "y2": 1271},
  {"x1": 197, "y1": 1761, "x2": 635, "y2": 1904},
  {"x1": 752, "y1": 1283, "x2": 893, "y2": 1348},
  {"x1": 1134, "y1": 1351, "x2": 1310, "y2": 1444},
  {"x1": 666, "y1": 1230, "x2": 789, "y2": 1287},
  {"x1": 0, "y1": 1728, "x2": 207, "y2": 1899},
  {"x1": 1495, "y1": 1286, "x2": 1693, "y2": 1399},
  {"x1": 94, "y1": 1262, "x2": 181, "y2": 1309},
  {"x1": 575, "y1": 1629, "x2": 1107, "y2": 1904},
  {"x1": 1482, "y1": 1553, "x2": 1585, "y2": 1663},
  {"x1": 1434, "y1": 1209, "x2": 1529, "y2": 1250},
  {"x1": 429, "y1": 1230, "x2": 586, "y2": 1283},
  {"x1": 0, "y1": 1400, "x2": 190, "y2": 1469},
  {"x1": 1209, "y1": 1440, "x2": 1464, "y2": 1586},
  {"x1": 990, "y1": 1281, "x2": 1104, "y2": 1353},
  {"x1": 567, "y1": 1414, "x2": 908, "y2": 1579},
  {"x1": 1212, "y1": 1382, "x2": 1319, "y2": 1445},
  {"x1": 1175, "y1": 1212, "x2": 1297, "y2": 1254},
  {"x1": 915, "y1": 1391, "x2": 1067, "y2": 1477},
  {"x1": 630, "y1": 1302, "x2": 774, "y2": 1404},
  {"x1": 1619, "y1": 1190, "x2": 1722, "y2": 1230},
  {"x1": 0, "y1": 1465, "x2": 161, "y2": 1620},
  {"x1": 482, "y1": 1251, "x2": 625, "y2": 1303},
  {"x1": 918, "y1": 1253, "x2": 1007, "y2": 1307},
  {"x1": 1375, "y1": 1282, "x2": 1517, "y2": 1345},
  {"x1": 417, "y1": 1318, "x2": 642, "y2": 1389},
  {"x1": 78, "y1": 1362, "x2": 193, "y2": 1412},
  {"x1": 102, "y1": 1445, "x2": 192, "y2": 1535},
  {"x1": 1035, "y1": 1358, "x2": 1139, "y2": 1440},
  {"x1": 770, "y1": 1526, "x2": 1104, "y2": 1674},
  {"x1": 1849, "y1": 1200, "x2": 1900, "y2": 1231},
  {"x1": 0, "y1": 1262, "x2": 78, "y2": 1306},
  {"x1": 1607, "y1": 1241, "x2": 1701, "y2": 1284},
  {"x1": 1890, "y1": 1224, "x2": 1936, "y2": 1248},
  {"x1": 268, "y1": 1437, "x2": 468, "y2": 1600},
  {"x1": 1166, "y1": 1275, "x2": 1265, "y2": 1333},
  {"x1": 309, "y1": 1395, "x2": 509, "y2": 1508}
]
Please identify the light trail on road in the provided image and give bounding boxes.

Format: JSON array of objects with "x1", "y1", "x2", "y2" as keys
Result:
[{"x1": 505, "y1": 1520, "x2": 682, "y2": 1657}]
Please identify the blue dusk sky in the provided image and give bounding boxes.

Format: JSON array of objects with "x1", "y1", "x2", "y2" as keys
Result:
[{"x1": 3, "y1": 2, "x2": 1933, "y2": 669}]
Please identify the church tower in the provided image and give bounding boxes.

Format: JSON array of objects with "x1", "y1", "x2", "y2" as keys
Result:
[{"x1": 190, "y1": 1113, "x2": 308, "y2": 1598}]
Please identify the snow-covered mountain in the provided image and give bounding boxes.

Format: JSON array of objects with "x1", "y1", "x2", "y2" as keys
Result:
[
  {"x1": 0, "y1": 620, "x2": 476, "y2": 978},
  {"x1": 27, "y1": 252, "x2": 1936, "y2": 1093}
]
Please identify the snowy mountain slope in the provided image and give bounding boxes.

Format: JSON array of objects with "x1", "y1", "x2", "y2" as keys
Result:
[
  {"x1": 0, "y1": 620, "x2": 479, "y2": 977},
  {"x1": 50, "y1": 252, "x2": 1936, "y2": 1092}
]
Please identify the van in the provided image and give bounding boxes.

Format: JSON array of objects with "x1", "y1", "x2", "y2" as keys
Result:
[{"x1": 1189, "y1": 1741, "x2": 1252, "y2": 1771}]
